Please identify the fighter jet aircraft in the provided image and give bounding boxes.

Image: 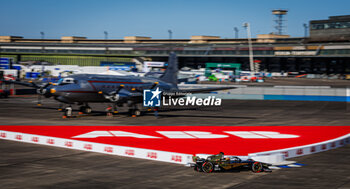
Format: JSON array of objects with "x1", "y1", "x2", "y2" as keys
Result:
[{"x1": 4, "y1": 53, "x2": 235, "y2": 116}]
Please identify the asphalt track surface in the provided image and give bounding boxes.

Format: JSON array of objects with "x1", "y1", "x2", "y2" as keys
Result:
[
  {"x1": 1, "y1": 96, "x2": 350, "y2": 126},
  {"x1": 0, "y1": 96, "x2": 350, "y2": 188}
]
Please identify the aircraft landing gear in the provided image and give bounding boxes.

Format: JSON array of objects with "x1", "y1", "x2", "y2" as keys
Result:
[
  {"x1": 129, "y1": 109, "x2": 142, "y2": 117},
  {"x1": 113, "y1": 104, "x2": 118, "y2": 114},
  {"x1": 58, "y1": 103, "x2": 63, "y2": 111},
  {"x1": 128, "y1": 104, "x2": 142, "y2": 117},
  {"x1": 63, "y1": 105, "x2": 73, "y2": 118},
  {"x1": 79, "y1": 104, "x2": 92, "y2": 114},
  {"x1": 134, "y1": 109, "x2": 142, "y2": 116},
  {"x1": 154, "y1": 107, "x2": 159, "y2": 118}
]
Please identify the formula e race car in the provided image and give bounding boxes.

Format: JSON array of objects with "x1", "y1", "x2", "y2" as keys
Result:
[{"x1": 190, "y1": 153, "x2": 271, "y2": 173}]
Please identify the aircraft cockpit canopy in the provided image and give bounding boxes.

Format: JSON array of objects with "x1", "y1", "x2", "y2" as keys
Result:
[{"x1": 58, "y1": 78, "x2": 76, "y2": 85}]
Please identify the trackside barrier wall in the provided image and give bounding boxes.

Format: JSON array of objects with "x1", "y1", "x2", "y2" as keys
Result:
[
  {"x1": 181, "y1": 84, "x2": 350, "y2": 102},
  {"x1": 0, "y1": 130, "x2": 193, "y2": 165},
  {"x1": 1, "y1": 130, "x2": 349, "y2": 165},
  {"x1": 250, "y1": 134, "x2": 350, "y2": 161}
]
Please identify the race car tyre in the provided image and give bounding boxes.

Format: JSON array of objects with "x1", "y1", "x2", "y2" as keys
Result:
[
  {"x1": 251, "y1": 162, "x2": 263, "y2": 173},
  {"x1": 194, "y1": 165, "x2": 202, "y2": 172},
  {"x1": 202, "y1": 162, "x2": 214, "y2": 173}
]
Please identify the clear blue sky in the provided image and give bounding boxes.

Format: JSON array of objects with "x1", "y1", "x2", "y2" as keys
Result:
[{"x1": 0, "y1": 0, "x2": 349, "y2": 39}]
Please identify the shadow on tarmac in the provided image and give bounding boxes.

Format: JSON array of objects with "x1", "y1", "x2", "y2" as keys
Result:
[
  {"x1": 153, "y1": 114, "x2": 256, "y2": 120},
  {"x1": 34, "y1": 106, "x2": 255, "y2": 120}
]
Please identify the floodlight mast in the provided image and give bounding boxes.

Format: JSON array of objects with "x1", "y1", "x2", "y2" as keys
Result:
[{"x1": 243, "y1": 22, "x2": 255, "y2": 76}]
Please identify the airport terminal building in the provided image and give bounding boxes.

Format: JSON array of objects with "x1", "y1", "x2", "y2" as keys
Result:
[{"x1": 1, "y1": 15, "x2": 350, "y2": 74}]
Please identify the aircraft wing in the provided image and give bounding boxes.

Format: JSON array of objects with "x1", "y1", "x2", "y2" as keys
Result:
[
  {"x1": 1, "y1": 80, "x2": 40, "y2": 88},
  {"x1": 176, "y1": 86, "x2": 236, "y2": 94},
  {"x1": 103, "y1": 86, "x2": 236, "y2": 104},
  {"x1": 102, "y1": 88, "x2": 143, "y2": 103}
]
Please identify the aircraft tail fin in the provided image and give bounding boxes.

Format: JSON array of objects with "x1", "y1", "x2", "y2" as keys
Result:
[{"x1": 160, "y1": 52, "x2": 178, "y2": 87}]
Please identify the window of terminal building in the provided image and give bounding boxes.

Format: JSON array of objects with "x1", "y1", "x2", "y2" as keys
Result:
[
  {"x1": 264, "y1": 50, "x2": 274, "y2": 55},
  {"x1": 312, "y1": 21, "x2": 350, "y2": 30},
  {"x1": 1, "y1": 49, "x2": 16, "y2": 53},
  {"x1": 186, "y1": 51, "x2": 194, "y2": 55},
  {"x1": 239, "y1": 50, "x2": 249, "y2": 55},
  {"x1": 222, "y1": 51, "x2": 230, "y2": 55},
  {"x1": 212, "y1": 50, "x2": 222, "y2": 55},
  {"x1": 179, "y1": 51, "x2": 185, "y2": 54},
  {"x1": 324, "y1": 22, "x2": 346, "y2": 29},
  {"x1": 311, "y1": 23, "x2": 324, "y2": 30},
  {"x1": 223, "y1": 50, "x2": 235, "y2": 55},
  {"x1": 192, "y1": 51, "x2": 200, "y2": 55},
  {"x1": 254, "y1": 51, "x2": 263, "y2": 55},
  {"x1": 18, "y1": 49, "x2": 42, "y2": 53},
  {"x1": 320, "y1": 49, "x2": 336, "y2": 55},
  {"x1": 145, "y1": 50, "x2": 155, "y2": 54},
  {"x1": 109, "y1": 50, "x2": 118, "y2": 54},
  {"x1": 45, "y1": 50, "x2": 56, "y2": 53},
  {"x1": 57, "y1": 50, "x2": 70, "y2": 53},
  {"x1": 337, "y1": 49, "x2": 350, "y2": 54}
]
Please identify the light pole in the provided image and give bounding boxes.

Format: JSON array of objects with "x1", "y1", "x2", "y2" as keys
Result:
[
  {"x1": 168, "y1": 30, "x2": 173, "y2": 40},
  {"x1": 303, "y1": 23, "x2": 309, "y2": 37},
  {"x1": 234, "y1": 27, "x2": 239, "y2": 38},
  {"x1": 104, "y1": 31, "x2": 109, "y2": 54},
  {"x1": 243, "y1": 22, "x2": 254, "y2": 75},
  {"x1": 104, "y1": 31, "x2": 108, "y2": 40},
  {"x1": 40, "y1": 32, "x2": 45, "y2": 39},
  {"x1": 40, "y1": 32, "x2": 45, "y2": 53}
]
